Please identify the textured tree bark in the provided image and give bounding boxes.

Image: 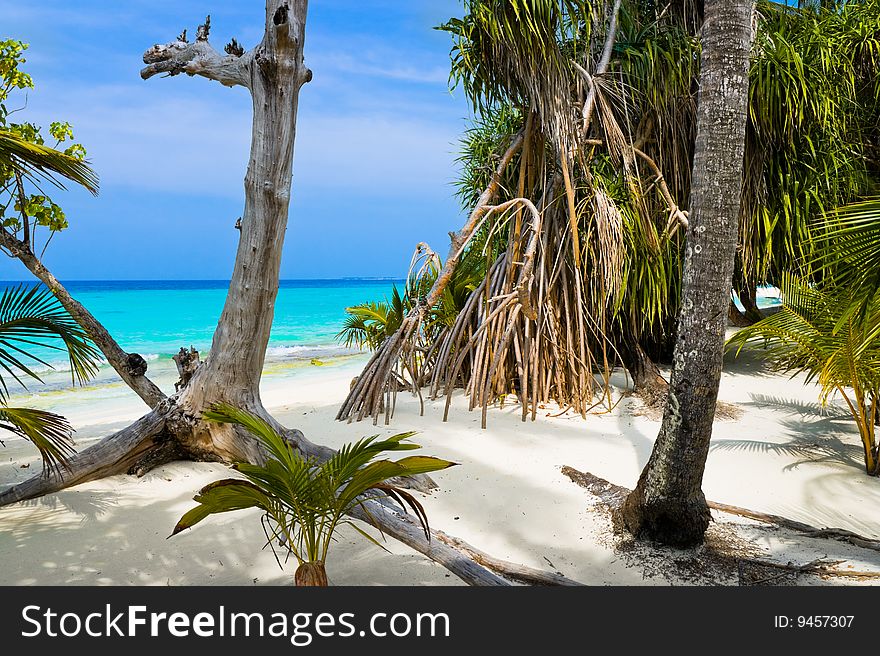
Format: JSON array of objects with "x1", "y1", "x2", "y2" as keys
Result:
[
  {"x1": 736, "y1": 283, "x2": 765, "y2": 324},
  {"x1": 0, "y1": 411, "x2": 169, "y2": 506},
  {"x1": 294, "y1": 562, "x2": 329, "y2": 587},
  {"x1": 152, "y1": 5, "x2": 313, "y2": 464},
  {"x1": 618, "y1": 333, "x2": 669, "y2": 408},
  {"x1": 618, "y1": 0, "x2": 755, "y2": 547},
  {"x1": 727, "y1": 301, "x2": 752, "y2": 327}
]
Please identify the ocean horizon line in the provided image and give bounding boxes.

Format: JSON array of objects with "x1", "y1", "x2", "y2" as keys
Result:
[{"x1": 0, "y1": 277, "x2": 406, "y2": 283}]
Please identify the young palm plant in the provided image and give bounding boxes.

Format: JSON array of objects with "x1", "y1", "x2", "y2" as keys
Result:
[
  {"x1": 337, "y1": 285, "x2": 407, "y2": 352},
  {"x1": 729, "y1": 200, "x2": 880, "y2": 475},
  {"x1": 0, "y1": 284, "x2": 101, "y2": 475},
  {"x1": 171, "y1": 404, "x2": 456, "y2": 586}
]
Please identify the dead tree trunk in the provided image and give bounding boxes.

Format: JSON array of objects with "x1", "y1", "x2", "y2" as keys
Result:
[
  {"x1": 0, "y1": 3, "x2": 313, "y2": 498},
  {"x1": 618, "y1": 0, "x2": 755, "y2": 547}
]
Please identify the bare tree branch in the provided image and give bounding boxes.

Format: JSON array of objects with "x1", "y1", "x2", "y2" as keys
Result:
[{"x1": 141, "y1": 17, "x2": 253, "y2": 88}]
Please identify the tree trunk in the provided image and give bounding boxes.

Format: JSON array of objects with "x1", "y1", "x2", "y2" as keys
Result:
[
  {"x1": 727, "y1": 300, "x2": 752, "y2": 327},
  {"x1": 737, "y1": 283, "x2": 764, "y2": 324},
  {"x1": 164, "y1": 4, "x2": 313, "y2": 464},
  {"x1": 618, "y1": 333, "x2": 668, "y2": 408},
  {"x1": 618, "y1": 0, "x2": 754, "y2": 547},
  {"x1": 294, "y1": 561, "x2": 329, "y2": 587},
  {"x1": 0, "y1": 4, "x2": 313, "y2": 491}
]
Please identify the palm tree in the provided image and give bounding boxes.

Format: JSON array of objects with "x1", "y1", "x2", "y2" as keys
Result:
[
  {"x1": 171, "y1": 404, "x2": 456, "y2": 586},
  {"x1": 337, "y1": 286, "x2": 407, "y2": 352},
  {"x1": 0, "y1": 284, "x2": 100, "y2": 475},
  {"x1": 619, "y1": 0, "x2": 756, "y2": 546},
  {"x1": 729, "y1": 200, "x2": 880, "y2": 475}
]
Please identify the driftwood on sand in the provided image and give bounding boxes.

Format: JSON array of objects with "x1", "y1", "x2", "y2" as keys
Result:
[
  {"x1": 560, "y1": 466, "x2": 880, "y2": 553},
  {"x1": 561, "y1": 466, "x2": 880, "y2": 580}
]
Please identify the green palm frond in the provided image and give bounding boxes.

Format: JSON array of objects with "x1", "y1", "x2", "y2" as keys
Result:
[
  {"x1": 728, "y1": 274, "x2": 880, "y2": 473},
  {"x1": 0, "y1": 129, "x2": 98, "y2": 195},
  {"x1": 0, "y1": 284, "x2": 101, "y2": 400},
  {"x1": 0, "y1": 405, "x2": 75, "y2": 477},
  {"x1": 812, "y1": 199, "x2": 880, "y2": 321},
  {"x1": 175, "y1": 405, "x2": 457, "y2": 567},
  {"x1": 336, "y1": 285, "x2": 409, "y2": 351}
]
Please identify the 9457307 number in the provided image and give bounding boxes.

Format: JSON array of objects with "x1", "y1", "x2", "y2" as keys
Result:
[{"x1": 774, "y1": 616, "x2": 854, "y2": 628}]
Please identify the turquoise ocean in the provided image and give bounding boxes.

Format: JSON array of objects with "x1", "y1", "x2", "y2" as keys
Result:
[
  {"x1": 1, "y1": 279, "x2": 399, "y2": 404},
  {"x1": 0, "y1": 279, "x2": 779, "y2": 424}
]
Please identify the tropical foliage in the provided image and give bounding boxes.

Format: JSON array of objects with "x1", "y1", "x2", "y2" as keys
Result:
[
  {"x1": 0, "y1": 285, "x2": 100, "y2": 474},
  {"x1": 340, "y1": 0, "x2": 880, "y2": 427},
  {"x1": 338, "y1": 286, "x2": 407, "y2": 352},
  {"x1": 0, "y1": 41, "x2": 102, "y2": 474},
  {"x1": 172, "y1": 404, "x2": 456, "y2": 586},
  {"x1": 338, "y1": 255, "x2": 485, "y2": 354},
  {"x1": 729, "y1": 200, "x2": 880, "y2": 476},
  {"x1": 0, "y1": 39, "x2": 96, "y2": 256}
]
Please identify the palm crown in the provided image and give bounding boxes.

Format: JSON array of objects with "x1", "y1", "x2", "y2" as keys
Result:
[{"x1": 172, "y1": 404, "x2": 456, "y2": 585}]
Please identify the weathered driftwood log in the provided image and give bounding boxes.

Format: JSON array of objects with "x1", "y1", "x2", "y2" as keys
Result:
[
  {"x1": 561, "y1": 466, "x2": 880, "y2": 554},
  {"x1": 350, "y1": 500, "x2": 583, "y2": 586},
  {"x1": 173, "y1": 347, "x2": 201, "y2": 391},
  {"x1": 738, "y1": 557, "x2": 880, "y2": 582}
]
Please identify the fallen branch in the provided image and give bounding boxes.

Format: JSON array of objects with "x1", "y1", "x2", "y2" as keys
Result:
[
  {"x1": 433, "y1": 531, "x2": 583, "y2": 586},
  {"x1": 738, "y1": 557, "x2": 880, "y2": 582},
  {"x1": 351, "y1": 500, "x2": 584, "y2": 586},
  {"x1": 707, "y1": 501, "x2": 880, "y2": 553},
  {"x1": 561, "y1": 466, "x2": 880, "y2": 553},
  {"x1": 0, "y1": 411, "x2": 169, "y2": 506}
]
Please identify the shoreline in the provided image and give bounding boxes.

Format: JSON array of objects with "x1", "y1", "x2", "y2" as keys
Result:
[{"x1": 0, "y1": 347, "x2": 878, "y2": 586}]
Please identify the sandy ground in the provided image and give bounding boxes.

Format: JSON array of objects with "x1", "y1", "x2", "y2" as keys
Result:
[{"x1": 0, "y1": 347, "x2": 878, "y2": 586}]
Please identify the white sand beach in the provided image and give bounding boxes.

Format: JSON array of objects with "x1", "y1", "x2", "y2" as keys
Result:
[{"x1": 1, "y1": 344, "x2": 878, "y2": 586}]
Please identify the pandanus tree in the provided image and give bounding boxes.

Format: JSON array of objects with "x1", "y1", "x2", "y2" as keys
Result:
[
  {"x1": 735, "y1": 0, "x2": 880, "y2": 320},
  {"x1": 338, "y1": 0, "x2": 701, "y2": 424},
  {"x1": 339, "y1": 0, "x2": 880, "y2": 427}
]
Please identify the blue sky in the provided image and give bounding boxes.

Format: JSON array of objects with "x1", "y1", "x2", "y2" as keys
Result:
[{"x1": 0, "y1": 1, "x2": 469, "y2": 280}]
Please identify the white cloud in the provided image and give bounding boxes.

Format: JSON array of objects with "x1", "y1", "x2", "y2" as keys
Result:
[
  {"x1": 22, "y1": 79, "x2": 462, "y2": 201},
  {"x1": 308, "y1": 51, "x2": 449, "y2": 85}
]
